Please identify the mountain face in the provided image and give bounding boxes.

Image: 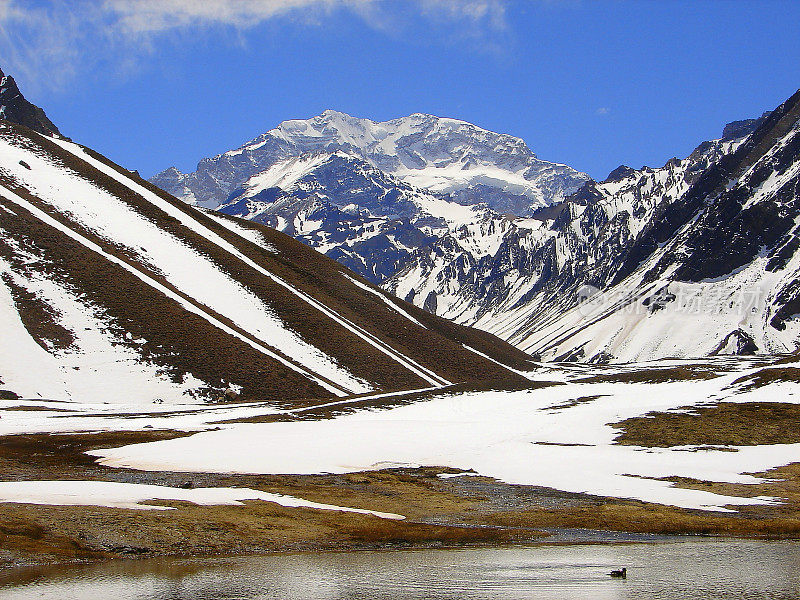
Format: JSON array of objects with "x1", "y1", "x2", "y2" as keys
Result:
[
  {"x1": 151, "y1": 111, "x2": 587, "y2": 285},
  {"x1": 0, "y1": 68, "x2": 61, "y2": 137},
  {"x1": 214, "y1": 150, "x2": 514, "y2": 282},
  {"x1": 0, "y1": 113, "x2": 533, "y2": 406},
  {"x1": 387, "y1": 91, "x2": 800, "y2": 362},
  {"x1": 153, "y1": 110, "x2": 589, "y2": 213}
]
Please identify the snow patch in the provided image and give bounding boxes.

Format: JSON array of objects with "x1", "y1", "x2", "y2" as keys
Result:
[{"x1": 0, "y1": 480, "x2": 404, "y2": 518}]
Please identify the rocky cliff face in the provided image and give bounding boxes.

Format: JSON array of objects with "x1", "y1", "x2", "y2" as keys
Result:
[{"x1": 214, "y1": 150, "x2": 513, "y2": 282}]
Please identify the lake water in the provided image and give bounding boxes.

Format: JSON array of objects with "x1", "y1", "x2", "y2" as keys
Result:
[{"x1": 1, "y1": 539, "x2": 799, "y2": 599}]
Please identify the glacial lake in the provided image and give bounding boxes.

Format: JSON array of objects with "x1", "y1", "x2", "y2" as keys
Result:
[{"x1": 1, "y1": 539, "x2": 799, "y2": 599}]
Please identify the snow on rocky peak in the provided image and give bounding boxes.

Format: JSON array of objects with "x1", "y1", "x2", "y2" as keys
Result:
[
  {"x1": 151, "y1": 109, "x2": 588, "y2": 214},
  {"x1": 149, "y1": 111, "x2": 587, "y2": 286}
]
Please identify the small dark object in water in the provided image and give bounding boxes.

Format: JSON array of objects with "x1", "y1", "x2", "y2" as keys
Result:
[
  {"x1": 18, "y1": 160, "x2": 30, "y2": 169},
  {"x1": 609, "y1": 567, "x2": 627, "y2": 578}
]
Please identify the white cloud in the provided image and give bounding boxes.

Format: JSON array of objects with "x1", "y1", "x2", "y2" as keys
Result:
[
  {"x1": 0, "y1": 0, "x2": 510, "y2": 93},
  {"x1": 595, "y1": 107, "x2": 611, "y2": 116}
]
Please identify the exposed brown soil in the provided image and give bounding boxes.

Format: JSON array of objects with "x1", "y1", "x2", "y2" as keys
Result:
[{"x1": 612, "y1": 402, "x2": 800, "y2": 447}]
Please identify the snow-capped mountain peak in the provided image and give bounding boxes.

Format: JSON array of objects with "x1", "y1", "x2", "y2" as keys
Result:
[
  {"x1": 151, "y1": 110, "x2": 589, "y2": 214},
  {"x1": 149, "y1": 110, "x2": 590, "y2": 287}
]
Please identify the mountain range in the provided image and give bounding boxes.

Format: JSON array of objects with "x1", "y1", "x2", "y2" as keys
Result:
[
  {"x1": 3, "y1": 66, "x2": 799, "y2": 375},
  {"x1": 151, "y1": 94, "x2": 800, "y2": 363}
]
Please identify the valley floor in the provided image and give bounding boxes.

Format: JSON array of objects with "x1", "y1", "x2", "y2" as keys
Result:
[{"x1": 2, "y1": 356, "x2": 800, "y2": 566}]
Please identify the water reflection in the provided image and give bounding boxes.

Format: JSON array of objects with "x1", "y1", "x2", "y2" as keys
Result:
[{"x1": 2, "y1": 539, "x2": 800, "y2": 599}]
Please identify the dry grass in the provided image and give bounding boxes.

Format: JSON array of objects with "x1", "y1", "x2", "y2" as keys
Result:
[
  {"x1": 573, "y1": 366, "x2": 720, "y2": 384},
  {"x1": 0, "y1": 501, "x2": 526, "y2": 565},
  {"x1": 0, "y1": 430, "x2": 194, "y2": 481},
  {"x1": 612, "y1": 402, "x2": 800, "y2": 447},
  {"x1": 729, "y1": 366, "x2": 800, "y2": 391},
  {"x1": 482, "y1": 501, "x2": 800, "y2": 537},
  {"x1": 479, "y1": 461, "x2": 800, "y2": 537}
]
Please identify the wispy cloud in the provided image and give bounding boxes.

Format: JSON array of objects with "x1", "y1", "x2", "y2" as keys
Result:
[
  {"x1": 415, "y1": 0, "x2": 508, "y2": 53},
  {"x1": 104, "y1": 0, "x2": 368, "y2": 34},
  {"x1": 0, "y1": 0, "x2": 509, "y2": 94},
  {"x1": 418, "y1": 0, "x2": 506, "y2": 30},
  {"x1": 0, "y1": 0, "x2": 86, "y2": 89},
  {"x1": 595, "y1": 107, "x2": 611, "y2": 116}
]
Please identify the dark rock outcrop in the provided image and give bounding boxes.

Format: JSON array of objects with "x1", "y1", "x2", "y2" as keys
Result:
[{"x1": 0, "y1": 67, "x2": 61, "y2": 137}]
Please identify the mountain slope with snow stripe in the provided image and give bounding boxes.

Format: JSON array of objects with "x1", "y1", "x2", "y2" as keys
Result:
[
  {"x1": 2, "y1": 135, "x2": 371, "y2": 395},
  {"x1": 0, "y1": 118, "x2": 533, "y2": 405}
]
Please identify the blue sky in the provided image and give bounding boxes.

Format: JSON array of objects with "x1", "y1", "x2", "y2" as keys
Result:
[{"x1": 2, "y1": 0, "x2": 800, "y2": 181}]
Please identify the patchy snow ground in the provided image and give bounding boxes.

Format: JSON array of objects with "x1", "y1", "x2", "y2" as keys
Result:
[
  {"x1": 2, "y1": 358, "x2": 797, "y2": 514},
  {"x1": 76, "y1": 358, "x2": 797, "y2": 513},
  {"x1": 0, "y1": 480, "x2": 404, "y2": 518}
]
